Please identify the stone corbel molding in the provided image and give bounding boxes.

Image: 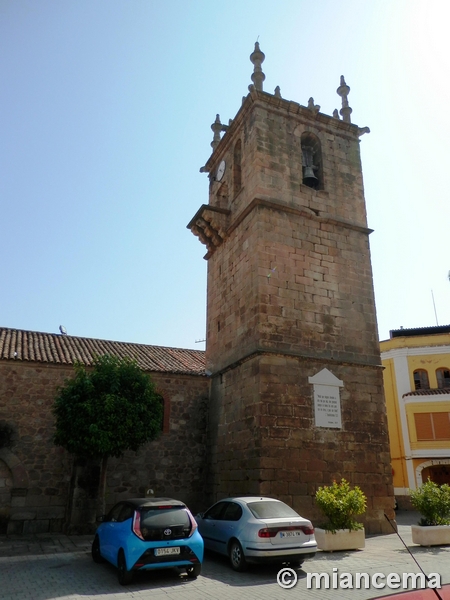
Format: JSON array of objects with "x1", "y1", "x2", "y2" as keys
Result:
[{"x1": 187, "y1": 205, "x2": 231, "y2": 258}]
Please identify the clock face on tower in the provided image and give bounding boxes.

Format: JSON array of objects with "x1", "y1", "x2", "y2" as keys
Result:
[{"x1": 216, "y1": 160, "x2": 226, "y2": 181}]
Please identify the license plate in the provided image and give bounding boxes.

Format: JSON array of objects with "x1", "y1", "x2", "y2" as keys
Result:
[
  {"x1": 154, "y1": 547, "x2": 180, "y2": 556},
  {"x1": 280, "y1": 531, "x2": 302, "y2": 538}
]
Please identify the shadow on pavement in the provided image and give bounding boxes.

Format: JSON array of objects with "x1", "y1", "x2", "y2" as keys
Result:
[{"x1": 0, "y1": 550, "x2": 311, "y2": 600}]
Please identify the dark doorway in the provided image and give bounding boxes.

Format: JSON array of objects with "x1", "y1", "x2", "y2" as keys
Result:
[
  {"x1": 0, "y1": 459, "x2": 13, "y2": 533},
  {"x1": 421, "y1": 465, "x2": 450, "y2": 485}
]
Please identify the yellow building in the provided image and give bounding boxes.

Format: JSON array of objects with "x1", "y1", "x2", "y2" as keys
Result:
[{"x1": 381, "y1": 325, "x2": 450, "y2": 506}]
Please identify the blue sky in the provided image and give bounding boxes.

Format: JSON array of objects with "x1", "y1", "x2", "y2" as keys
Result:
[{"x1": 2, "y1": 0, "x2": 450, "y2": 349}]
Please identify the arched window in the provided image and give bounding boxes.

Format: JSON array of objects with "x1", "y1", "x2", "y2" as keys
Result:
[
  {"x1": 436, "y1": 368, "x2": 450, "y2": 389},
  {"x1": 301, "y1": 132, "x2": 323, "y2": 190},
  {"x1": 233, "y1": 139, "x2": 242, "y2": 196},
  {"x1": 413, "y1": 369, "x2": 430, "y2": 391},
  {"x1": 157, "y1": 391, "x2": 170, "y2": 434}
]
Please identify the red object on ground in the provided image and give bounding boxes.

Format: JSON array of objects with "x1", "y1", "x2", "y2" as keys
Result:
[{"x1": 376, "y1": 584, "x2": 450, "y2": 600}]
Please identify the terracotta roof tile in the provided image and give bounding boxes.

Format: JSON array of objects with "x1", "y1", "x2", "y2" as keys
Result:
[
  {"x1": 403, "y1": 388, "x2": 450, "y2": 398},
  {"x1": 0, "y1": 327, "x2": 206, "y2": 376}
]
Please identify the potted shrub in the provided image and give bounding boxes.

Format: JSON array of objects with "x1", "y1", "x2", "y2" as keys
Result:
[
  {"x1": 410, "y1": 479, "x2": 450, "y2": 546},
  {"x1": 314, "y1": 479, "x2": 366, "y2": 551}
]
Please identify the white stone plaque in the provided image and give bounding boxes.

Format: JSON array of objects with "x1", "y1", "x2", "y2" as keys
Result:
[
  {"x1": 308, "y1": 368, "x2": 343, "y2": 429},
  {"x1": 313, "y1": 384, "x2": 342, "y2": 428}
]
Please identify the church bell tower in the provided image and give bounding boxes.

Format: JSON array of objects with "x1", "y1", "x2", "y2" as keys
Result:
[{"x1": 188, "y1": 44, "x2": 394, "y2": 534}]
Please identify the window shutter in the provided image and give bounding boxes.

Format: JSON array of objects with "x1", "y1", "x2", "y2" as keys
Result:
[
  {"x1": 414, "y1": 413, "x2": 433, "y2": 440},
  {"x1": 432, "y1": 413, "x2": 450, "y2": 440}
]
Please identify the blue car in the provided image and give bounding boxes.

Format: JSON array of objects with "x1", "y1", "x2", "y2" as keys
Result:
[{"x1": 92, "y1": 497, "x2": 204, "y2": 585}]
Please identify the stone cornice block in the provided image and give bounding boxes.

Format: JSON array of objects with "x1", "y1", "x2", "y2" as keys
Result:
[{"x1": 187, "y1": 205, "x2": 231, "y2": 257}]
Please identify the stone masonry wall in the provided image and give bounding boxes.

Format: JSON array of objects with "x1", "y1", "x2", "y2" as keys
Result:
[
  {"x1": 206, "y1": 208, "x2": 261, "y2": 373},
  {"x1": 0, "y1": 360, "x2": 208, "y2": 533},
  {"x1": 206, "y1": 186, "x2": 381, "y2": 375},
  {"x1": 105, "y1": 374, "x2": 209, "y2": 513},
  {"x1": 207, "y1": 96, "x2": 368, "y2": 228},
  {"x1": 248, "y1": 100, "x2": 368, "y2": 227},
  {"x1": 206, "y1": 100, "x2": 380, "y2": 374},
  {"x1": 0, "y1": 362, "x2": 73, "y2": 533},
  {"x1": 255, "y1": 204, "x2": 380, "y2": 364},
  {"x1": 208, "y1": 354, "x2": 394, "y2": 534}
]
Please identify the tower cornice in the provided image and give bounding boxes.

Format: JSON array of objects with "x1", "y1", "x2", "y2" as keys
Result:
[{"x1": 202, "y1": 89, "x2": 369, "y2": 176}]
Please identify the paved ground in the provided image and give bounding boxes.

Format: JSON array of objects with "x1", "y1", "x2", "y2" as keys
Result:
[{"x1": 0, "y1": 511, "x2": 449, "y2": 600}]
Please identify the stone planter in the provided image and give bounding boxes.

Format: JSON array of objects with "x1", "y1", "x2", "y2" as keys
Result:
[
  {"x1": 411, "y1": 524, "x2": 450, "y2": 546},
  {"x1": 315, "y1": 527, "x2": 365, "y2": 551}
]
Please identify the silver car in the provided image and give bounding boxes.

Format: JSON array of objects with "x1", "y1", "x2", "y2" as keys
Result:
[{"x1": 196, "y1": 496, "x2": 317, "y2": 571}]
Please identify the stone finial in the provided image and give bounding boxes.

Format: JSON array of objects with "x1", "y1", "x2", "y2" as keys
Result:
[
  {"x1": 211, "y1": 114, "x2": 224, "y2": 150},
  {"x1": 333, "y1": 109, "x2": 340, "y2": 119},
  {"x1": 307, "y1": 97, "x2": 320, "y2": 114},
  {"x1": 274, "y1": 86, "x2": 282, "y2": 98},
  {"x1": 336, "y1": 75, "x2": 352, "y2": 123},
  {"x1": 249, "y1": 42, "x2": 265, "y2": 92}
]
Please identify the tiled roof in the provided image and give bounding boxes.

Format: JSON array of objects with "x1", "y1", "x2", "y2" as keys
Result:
[
  {"x1": 403, "y1": 388, "x2": 450, "y2": 398},
  {"x1": 390, "y1": 325, "x2": 450, "y2": 339},
  {"x1": 0, "y1": 327, "x2": 206, "y2": 376}
]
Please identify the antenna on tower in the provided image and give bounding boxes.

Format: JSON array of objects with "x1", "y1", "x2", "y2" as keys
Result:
[{"x1": 431, "y1": 290, "x2": 439, "y2": 326}]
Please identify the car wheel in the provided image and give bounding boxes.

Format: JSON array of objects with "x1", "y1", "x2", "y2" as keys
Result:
[
  {"x1": 117, "y1": 549, "x2": 133, "y2": 585},
  {"x1": 229, "y1": 539, "x2": 248, "y2": 572},
  {"x1": 186, "y1": 564, "x2": 202, "y2": 578},
  {"x1": 91, "y1": 535, "x2": 104, "y2": 563}
]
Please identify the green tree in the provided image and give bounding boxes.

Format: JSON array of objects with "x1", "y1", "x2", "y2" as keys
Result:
[
  {"x1": 410, "y1": 479, "x2": 450, "y2": 526},
  {"x1": 53, "y1": 354, "x2": 163, "y2": 515},
  {"x1": 315, "y1": 479, "x2": 366, "y2": 532}
]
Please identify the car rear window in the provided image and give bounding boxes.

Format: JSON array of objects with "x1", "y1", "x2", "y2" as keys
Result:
[
  {"x1": 140, "y1": 506, "x2": 190, "y2": 528},
  {"x1": 248, "y1": 501, "x2": 300, "y2": 519}
]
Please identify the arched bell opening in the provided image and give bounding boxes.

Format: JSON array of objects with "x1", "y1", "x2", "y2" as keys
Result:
[{"x1": 301, "y1": 132, "x2": 323, "y2": 190}]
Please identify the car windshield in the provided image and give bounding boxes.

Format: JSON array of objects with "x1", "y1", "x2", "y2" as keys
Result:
[
  {"x1": 248, "y1": 501, "x2": 300, "y2": 519},
  {"x1": 140, "y1": 506, "x2": 190, "y2": 528}
]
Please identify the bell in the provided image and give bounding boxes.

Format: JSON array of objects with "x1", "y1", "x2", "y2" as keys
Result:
[{"x1": 303, "y1": 166, "x2": 318, "y2": 185}]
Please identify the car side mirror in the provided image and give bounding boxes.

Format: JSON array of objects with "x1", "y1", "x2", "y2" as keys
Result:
[{"x1": 196, "y1": 512, "x2": 204, "y2": 519}]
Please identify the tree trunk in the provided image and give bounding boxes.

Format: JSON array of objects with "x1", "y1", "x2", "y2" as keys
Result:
[
  {"x1": 65, "y1": 456, "x2": 101, "y2": 533},
  {"x1": 96, "y1": 455, "x2": 109, "y2": 518},
  {"x1": 63, "y1": 456, "x2": 78, "y2": 533}
]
